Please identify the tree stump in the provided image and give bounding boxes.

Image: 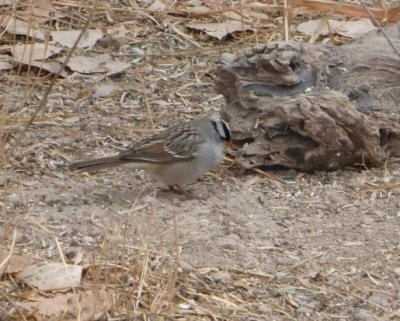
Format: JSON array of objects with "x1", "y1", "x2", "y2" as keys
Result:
[{"x1": 216, "y1": 25, "x2": 400, "y2": 170}]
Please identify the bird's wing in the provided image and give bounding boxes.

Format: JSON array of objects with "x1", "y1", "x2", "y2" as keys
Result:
[{"x1": 119, "y1": 123, "x2": 205, "y2": 163}]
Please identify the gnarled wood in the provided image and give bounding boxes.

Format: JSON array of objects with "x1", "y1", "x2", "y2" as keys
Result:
[{"x1": 216, "y1": 25, "x2": 400, "y2": 170}]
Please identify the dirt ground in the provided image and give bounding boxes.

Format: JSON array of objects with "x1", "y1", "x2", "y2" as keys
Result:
[{"x1": 1, "y1": 2, "x2": 400, "y2": 320}]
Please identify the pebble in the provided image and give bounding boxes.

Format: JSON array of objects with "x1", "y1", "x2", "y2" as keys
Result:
[
  {"x1": 297, "y1": 306, "x2": 312, "y2": 315},
  {"x1": 217, "y1": 234, "x2": 240, "y2": 250},
  {"x1": 82, "y1": 236, "x2": 95, "y2": 245},
  {"x1": 354, "y1": 309, "x2": 374, "y2": 321},
  {"x1": 108, "y1": 235, "x2": 125, "y2": 246},
  {"x1": 219, "y1": 52, "x2": 236, "y2": 64},
  {"x1": 368, "y1": 293, "x2": 390, "y2": 307},
  {"x1": 275, "y1": 272, "x2": 289, "y2": 282},
  {"x1": 179, "y1": 261, "x2": 193, "y2": 273},
  {"x1": 130, "y1": 47, "x2": 145, "y2": 57},
  {"x1": 210, "y1": 271, "x2": 232, "y2": 283},
  {"x1": 0, "y1": 176, "x2": 5, "y2": 186},
  {"x1": 258, "y1": 305, "x2": 271, "y2": 314},
  {"x1": 143, "y1": 195, "x2": 157, "y2": 204},
  {"x1": 394, "y1": 267, "x2": 400, "y2": 276},
  {"x1": 196, "y1": 61, "x2": 208, "y2": 68},
  {"x1": 97, "y1": 37, "x2": 130, "y2": 51},
  {"x1": 94, "y1": 84, "x2": 118, "y2": 98}
]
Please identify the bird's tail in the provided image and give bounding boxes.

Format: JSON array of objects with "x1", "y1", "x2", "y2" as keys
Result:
[{"x1": 69, "y1": 155, "x2": 125, "y2": 172}]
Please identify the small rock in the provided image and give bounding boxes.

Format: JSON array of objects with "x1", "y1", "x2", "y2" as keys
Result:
[
  {"x1": 130, "y1": 47, "x2": 145, "y2": 57},
  {"x1": 368, "y1": 293, "x2": 390, "y2": 307},
  {"x1": 179, "y1": 261, "x2": 193, "y2": 273},
  {"x1": 108, "y1": 235, "x2": 125, "y2": 246},
  {"x1": 217, "y1": 234, "x2": 240, "y2": 250},
  {"x1": 210, "y1": 271, "x2": 232, "y2": 283},
  {"x1": 297, "y1": 306, "x2": 312, "y2": 315},
  {"x1": 196, "y1": 61, "x2": 208, "y2": 68},
  {"x1": 355, "y1": 309, "x2": 374, "y2": 321},
  {"x1": 97, "y1": 36, "x2": 129, "y2": 51},
  {"x1": 219, "y1": 52, "x2": 236, "y2": 64},
  {"x1": 394, "y1": 267, "x2": 400, "y2": 276},
  {"x1": 94, "y1": 84, "x2": 118, "y2": 98},
  {"x1": 258, "y1": 305, "x2": 271, "y2": 314},
  {"x1": 0, "y1": 175, "x2": 5, "y2": 186},
  {"x1": 143, "y1": 195, "x2": 157, "y2": 204},
  {"x1": 275, "y1": 272, "x2": 289, "y2": 282},
  {"x1": 82, "y1": 236, "x2": 95, "y2": 245},
  {"x1": 197, "y1": 208, "x2": 211, "y2": 216}
]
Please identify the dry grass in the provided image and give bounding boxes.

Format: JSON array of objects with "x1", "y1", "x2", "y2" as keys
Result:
[{"x1": 1, "y1": 1, "x2": 399, "y2": 320}]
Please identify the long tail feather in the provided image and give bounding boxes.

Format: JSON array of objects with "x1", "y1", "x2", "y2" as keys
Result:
[{"x1": 69, "y1": 156, "x2": 125, "y2": 172}]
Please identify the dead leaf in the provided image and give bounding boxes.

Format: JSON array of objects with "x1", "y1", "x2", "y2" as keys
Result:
[
  {"x1": 185, "y1": 6, "x2": 211, "y2": 14},
  {"x1": 247, "y1": 10, "x2": 274, "y2": 24},
  {"x1": 331, "y1": 19, "x2": 377, "y2": 38},
  {"x1": 344, "y1": 241, "x2": 364, "y2": 246},
  {"x1": 15, "y1": 289, "x2": 114, "y2": 321},
  {"x1": 0, "y1": 15, "x2": 46, "y2": 40},
  {"x1": 293, "y1": 1, "x2": 400, "y2": 23},
  {"x1": 0, "y1": 253, "x2": 42, "y2": 275},
  {"x1": 105, "y1": 24, "x2": 129, "y2": 37},
  {"x1": 10, "y1": 43, "x2": 66, "y2": 75},
  {"x1": 52, "y1": 29, "x2": 104, "y2": 49},
  {"x1": 12, "y1": 43, "x2": 62, "y2": 64},
  {"x1": 147, "y1": 0, "x2": 166, "y2": 12},
  {"x1": 297, "y1": 18, "x2": 377, "y2": 39},
  {"x1": 66, "y1": 53, "x2": 130, "y2": 75},
  {"x1": 187, "y1": 21, "x2": 252, "y2": 40},
  {"x1": 21, "y1": 180, "x2": 38, "y2": 186},
  {"x1": 17, "y1": 262, "x2": 82, "y2": 291},
  {"x1": 17, "y1": 0, "x2": 62, "y2": 24},
  {"x1": 94, "y1": 84, "x2": 119, "y2": 97},
  {"x1": 0, "y1": 55, "x2": 12, "y2": 71}
]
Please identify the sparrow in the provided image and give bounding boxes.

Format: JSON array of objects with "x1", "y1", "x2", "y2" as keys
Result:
[{"x1": 69, "y1": 117, "x2": 231, "y2": 194}]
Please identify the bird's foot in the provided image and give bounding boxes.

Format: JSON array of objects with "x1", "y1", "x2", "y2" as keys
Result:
[{"x1": 168, "y1": 185, "x2": 190, "y2": 198}]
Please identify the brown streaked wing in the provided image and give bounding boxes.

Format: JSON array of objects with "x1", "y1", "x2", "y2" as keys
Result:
[{"x1": 118, "y1": 123, "x2": 204, "y2": 163}]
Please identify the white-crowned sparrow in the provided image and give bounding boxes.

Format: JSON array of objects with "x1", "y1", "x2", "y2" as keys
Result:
[{"x1": 69, "y1": 117, "x2": 231, "y2": 192}]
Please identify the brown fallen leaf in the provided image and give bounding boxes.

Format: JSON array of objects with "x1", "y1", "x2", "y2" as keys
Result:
[
  {"x1": 15, "y1": 289, "x2": 115, "y2": 321},
  {"x1": 12, "y1": 43, "x2": 62, "y2": 64},
  {"x1": 51, "y1": 29, "x2": 104, "y2": 49},
  {"x1": 0, "y1": 253, "x2": 42, "y2": 275},
  {"x1": 66, "y1": 53, "x2": 130, "y2": 75},
  {"x1": 187, "y1": 21, "x2": 252, "y2": 40},
  {"x1": 17, "y1": 262, "x2": 82, "y2": 291},
  {"x1": 9, "y1": 43, "x2": 66, "y2": 75},
  {"x1": 297, "y1": 18, "x2": 377, "y2": 39},
  {"x1": 0, "y1": 55, "x2": 12, "y2": 71},
  {"x1": 0, "y1": 15, "x2": 45, "y2": 40},
  {"x1": 147, "y1": 0, "x2": 166, "y2": 12},
  {"x1": 17, "y1": 0, "x2": 63, "y2": 24},
  {"x1": 294, "y1": 0, "x2": 400, "y2": 23}
]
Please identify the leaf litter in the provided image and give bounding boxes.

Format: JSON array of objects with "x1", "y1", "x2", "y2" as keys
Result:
[{"x1": 1, "y1": 0, "x2": 400, "y2": 320}]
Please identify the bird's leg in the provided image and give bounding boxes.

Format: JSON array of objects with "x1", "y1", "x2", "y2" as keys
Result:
[{"x1": 168, "y1": 185, "x2": 189, "y2": 197}]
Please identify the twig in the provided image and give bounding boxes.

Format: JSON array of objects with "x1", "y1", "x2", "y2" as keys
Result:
[
  {"x1": 11, "y1": 0, "x2": 100, "y2": 155},
  {"x1": 279, "y1": 253, "x2": 323, "y2": 273},
  {"x1": 283, "y1": 0, "x2": 290, "y2": 41},
  {"x1": 138, "y1": 75, "x2": 155, "y2": 129},
  {"x1": 0, "y1": 228, "x2": 17, "y2": 272},
  {"x1": 359, "y1": 0, "x2": 400, "y2": 57}
]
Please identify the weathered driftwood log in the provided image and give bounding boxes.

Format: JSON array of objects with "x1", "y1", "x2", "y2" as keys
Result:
[{"x1": 216, "y1": 25, "x2": 400, "y2": 170}]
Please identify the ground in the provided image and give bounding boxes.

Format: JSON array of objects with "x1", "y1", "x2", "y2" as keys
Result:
[{"x1": 1, "y1": 1, "x2": 400, "y2": 320}]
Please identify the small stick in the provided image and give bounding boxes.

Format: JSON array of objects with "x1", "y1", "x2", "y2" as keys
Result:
[
  {"x1": 359, "y1": 0, "x2": 400, "y2": 57},
  {"x1": 223, "y1": 156, "x2": 284, "y2": 184}
]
